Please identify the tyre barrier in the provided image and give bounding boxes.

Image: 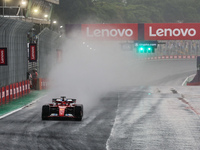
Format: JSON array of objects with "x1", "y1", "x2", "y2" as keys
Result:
[
  {"x1": 19, "y1": 82, "x2": 22, "y2": 98},
  {"x1": 0, "y1": 78, "x2": 49, "y2": 106},
  {"x1": 0, "y1": 80, "x2": 31, "y2": 106},
  {"x1": 6, "y1": 85, "x2": 9, "y2": 104},
  {"x1": 39, "y1": 78, "x2": 48, "y2": 90},
  {"x1": 1, "y1": 87, "x2": 5, "y2": 105},
  {"x1": 10, "y1": 84, "x2": 13, "y2": 101}
]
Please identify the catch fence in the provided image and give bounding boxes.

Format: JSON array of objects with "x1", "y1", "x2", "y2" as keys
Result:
[
  {"x1": 37, "y1": 27, "x2": 63, "y2": 78},
  {"x1": 0, "y1": 17, "x2": 33, "y2": 87}
]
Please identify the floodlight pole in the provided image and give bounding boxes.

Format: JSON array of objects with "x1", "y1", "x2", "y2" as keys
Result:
[
  {"x1": 3, "y1": 0, "x2": 7, "y2": 17},
  {"x1": 3, "y1": 0, "x2": 5, "y2": 17}
]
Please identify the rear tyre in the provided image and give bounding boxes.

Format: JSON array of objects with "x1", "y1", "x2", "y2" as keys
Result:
[
  {"x1": 42, "y1": 105, "x2": 50, "y2": 120},
  {"x1": 75, "y1": 105, "x2": 83, "y2": 121}
]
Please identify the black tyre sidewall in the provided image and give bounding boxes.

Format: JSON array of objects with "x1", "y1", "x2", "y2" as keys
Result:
[
  {"x1": 75, "y1": 105, "x2": 83, "y2": 121},
  {"x1": 42, "y1": 105, "x2": 50, "y2": 120}
]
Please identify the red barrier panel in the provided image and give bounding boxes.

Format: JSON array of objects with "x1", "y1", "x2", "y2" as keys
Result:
[
  {"x1": 0, "y1": 88, "x2": 1, "y2": 105},
  {"x1": 178, "y1": 55, "x2": 182, "y2": 59},
  {"x1": 5, "y1": 85, "x2": 9, "y2": 104},
  {"x1": 9, "y1": 84, "x2": 13, "y2": 101},
  {"x1": 27, "y1": 80, "x2": 30, "y2": 93},
  {"x1": 1, "y1": 87, "x2": 5, "y2": 105},
  {"x1": 16, "y1": 83, "x2": 19, "y2": 99},
  {"x1": 13, "y1": 83, "x2": 16, "y2": 99},
  {"x1": 183, "y1": 55, "x2": 186, "y2": 59},
  {"x1": 42, "y1": 78, "x2": 46, "y2": 89},
  {"x1": 22, "y1": 81, "x2": 25, "y2": 96},
  {"x1": 44, "y1": 78, "x2": 49, "y2": 89},
  {"x1": 174, "y1": 55, "x2": 177, "y2": 59},
  {"x1": 41, "y1": 78, "x2": 49, "y2": 90},
  {"x1": 19, "y1": 82, "x2": 22, "y2": 97},
  {"x1": 161, "y1": 56, "x2": 165, "y2": 59},
  {"x1": 37, "y1": 78, "x2": 42, "y2": 90},
  {"x1": 187, "y1": 56, "x2": 191, "y2": 59},
  {"x1": 25, "y1": 80, "x2": 27, "y2": 95},
  {"x1": 166, "y1": 56, "x2": 169, "y2": 59},
  {"x1": 192, "y1": 55, "x2": 196, "y2": 59},
  {"x1": 187, "y1": 82, "x2": 200, "y2": 86}
]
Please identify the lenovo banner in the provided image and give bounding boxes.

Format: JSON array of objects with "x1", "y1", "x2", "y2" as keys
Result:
[
  {"x1": 29, "y1": 44, "x2": 37, "y2": 62},
  {"x1": 144, "y1": 23, "x2": 200, "y2": 40},
  {"x1": 82, "y1": 24, "x2": 138, "y2": 41},
  {"x1": 0, "y1": 48, "x2": 7, "y2": 65}
]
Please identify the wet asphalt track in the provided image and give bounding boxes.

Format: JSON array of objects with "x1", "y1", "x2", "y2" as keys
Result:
[{"x1": 1, "y1": 60, "x2": 200, "y2": 150}]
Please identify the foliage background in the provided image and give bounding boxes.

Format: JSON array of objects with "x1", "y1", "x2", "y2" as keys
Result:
[{"x1": 52, "y1": 0, "x2": 200, "y2": 24}]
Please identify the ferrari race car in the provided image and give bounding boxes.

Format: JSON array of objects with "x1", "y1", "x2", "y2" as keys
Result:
[{"x1": 42, "y1": 96, "x2": 83, "y2": 121}]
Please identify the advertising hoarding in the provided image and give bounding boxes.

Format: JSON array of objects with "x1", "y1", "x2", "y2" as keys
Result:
[
  {"x1": 29, "y1": 44, "x2": 37, "y2": 62},
  {"x1": 67, "y1": 23, "x2": 200, "y2": 41},
  {"x1": 81, "y1": 24, "x2": 138, "y2": 41},
  {"x1": 144, "y1": 23, "x2": 200, "y2": 40}
]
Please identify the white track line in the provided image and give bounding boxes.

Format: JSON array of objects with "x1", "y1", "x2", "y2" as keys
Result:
[
  {"x1": 0, "y1": 94, "x2": 47, "y2": 120},
  {"x1": 106, "y1": 92, "x2": 120, "y2": 150}
]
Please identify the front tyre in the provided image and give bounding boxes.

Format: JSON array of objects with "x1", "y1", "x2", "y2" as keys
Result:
[
  {"x1": 42, "y1": 105, "x2": 50, "y2": 120},
  {"x1": 75, "y1": 105, "x2": 83, "y2": 121}
]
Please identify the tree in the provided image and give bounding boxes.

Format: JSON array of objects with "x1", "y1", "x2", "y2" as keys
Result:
[{"x1": 52, "y1": 0, "x2": 200, "y2": 24}]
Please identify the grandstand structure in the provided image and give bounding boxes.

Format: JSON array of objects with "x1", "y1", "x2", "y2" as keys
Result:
[{"x1": 0, "y1": 0, "x2": 59, "y2": 24}]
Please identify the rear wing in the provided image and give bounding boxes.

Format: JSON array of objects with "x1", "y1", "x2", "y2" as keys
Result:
[
  {"x1": 52, "y1": 98, "x2": 61, "y2": 103},
  {"x1": 66, "y1": 99, "x2": 76, "y2": 103},
  {"x1": 52, "y1": 98, "x2": 76, "y2": 103}
]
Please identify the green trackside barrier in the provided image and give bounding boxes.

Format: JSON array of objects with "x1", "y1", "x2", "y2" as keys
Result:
[{"x1": 0, "y1": 90, "x2": 47, "y2": 116}]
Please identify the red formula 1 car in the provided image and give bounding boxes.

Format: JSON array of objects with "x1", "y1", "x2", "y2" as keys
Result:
[{"x1": 42, "y1": 96, "x2": 83, "y2": 121}]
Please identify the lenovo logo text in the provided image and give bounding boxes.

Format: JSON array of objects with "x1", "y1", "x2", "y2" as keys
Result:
[
  {"x1": 86, "y1": 27, "x2": 133, "y2": 38},
  {"x1": 31, "y1": 47, "x2": 35, "y2": 60},
  {"x1": 149, "y1": 26, "x2": 196, "y2": 37},
  {"x1": 0, "y1": 50, "x2": 5, "y2": 64}
]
